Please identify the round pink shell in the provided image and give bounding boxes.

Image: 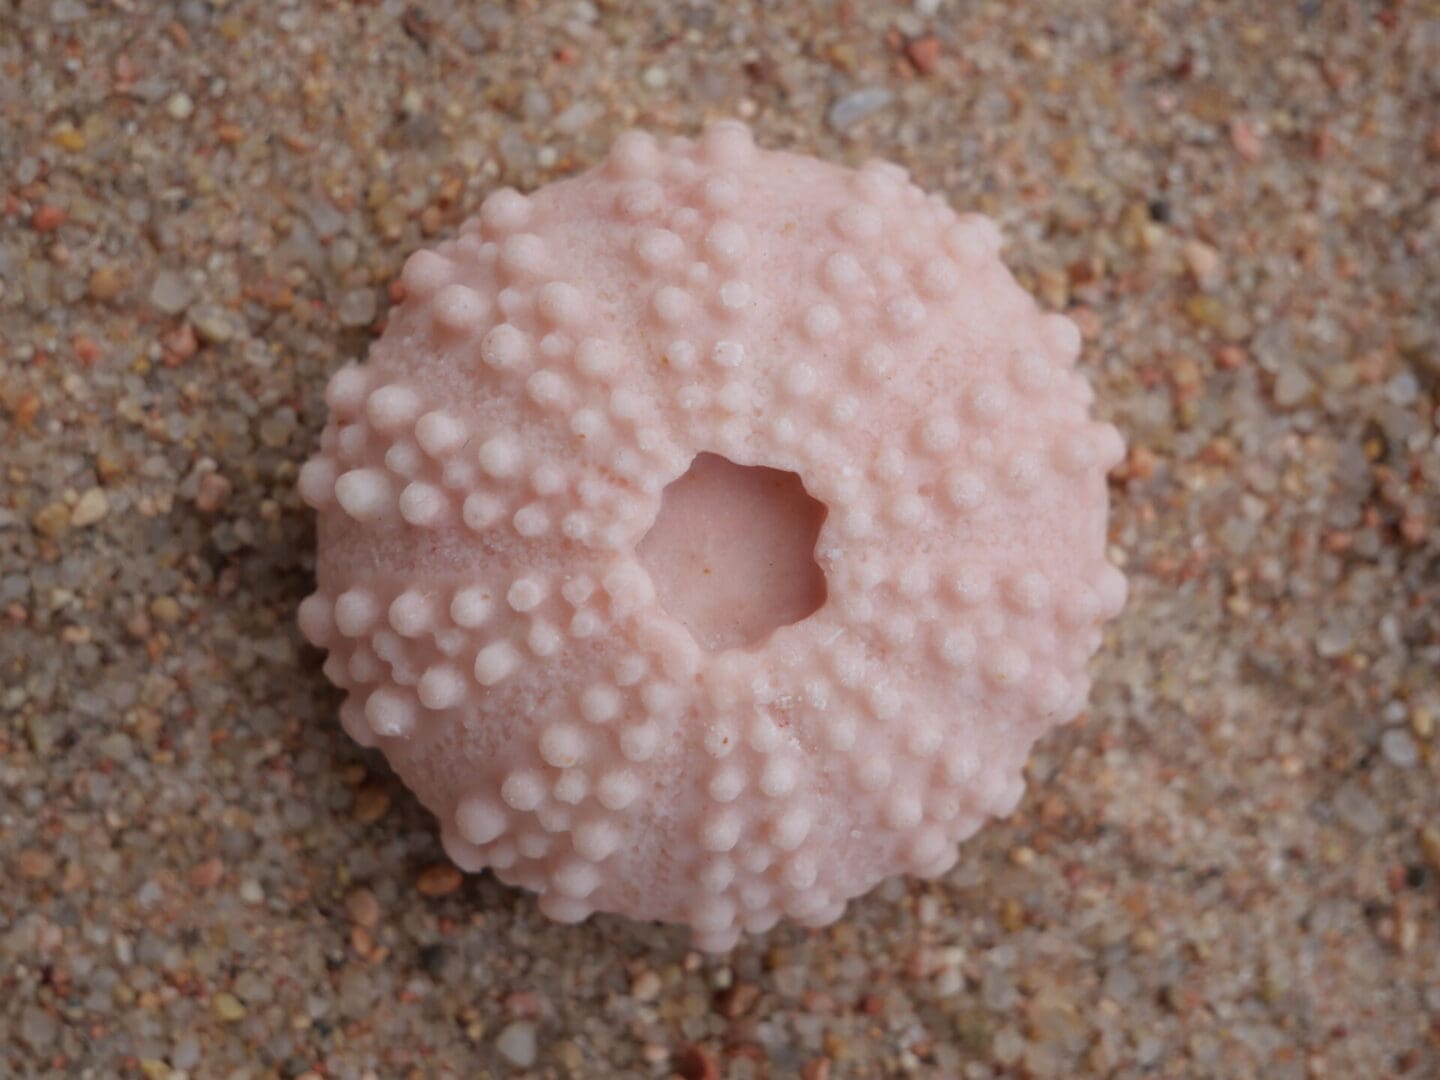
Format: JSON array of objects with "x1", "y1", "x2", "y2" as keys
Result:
[{"x1": 298, "y1": 122, "x2": 1125, "y2": 950}]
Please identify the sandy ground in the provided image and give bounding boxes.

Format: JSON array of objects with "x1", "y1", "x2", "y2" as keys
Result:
[{"x1": 3, "y1": 1, "x2": 1439, "y2": 1077}]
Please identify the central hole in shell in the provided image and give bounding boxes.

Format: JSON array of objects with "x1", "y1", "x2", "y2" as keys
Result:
[{"x1": 637, "y1": 453, "x2": 828, "y2": 653}]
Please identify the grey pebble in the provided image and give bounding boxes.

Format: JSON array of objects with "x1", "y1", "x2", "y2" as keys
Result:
[
  {"x1": 828, "y1": 88, "x2": 894, "y2": 132},
  {"x1": 495, "y1": 1021, "x2": 538, "y2": 1067},
  {"x1": 1380, "y1": 727, "x2": 1419, "y2": 769},
  {"x1": 149, "y1": 269, "x2": 193, "y2": 315}
]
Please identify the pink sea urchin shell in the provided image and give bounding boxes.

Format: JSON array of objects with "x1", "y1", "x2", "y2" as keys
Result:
[{"x1": 299, "y1": 122, "x2": 1125, "y2": 950}]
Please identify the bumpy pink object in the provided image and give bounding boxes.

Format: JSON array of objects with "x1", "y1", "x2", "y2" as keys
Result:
[{"x1": 298, "y1": 122, "x2": 1125, "y2": 950}]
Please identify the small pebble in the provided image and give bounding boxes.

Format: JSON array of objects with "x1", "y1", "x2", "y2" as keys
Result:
[
  {"x1": 149, "y1": 270, "x2": 193, "y2": 315},
  {"x1": 828, "y1": 88, "x2": 894, "y2": 132},
  {"x1": 33, "y1": 502, "x2": 71, "y2": 539},
  {"x1": 416, "y1": 864, "x2": 463, "y2": 897},
  {"x1": 166, "y1": 91, "x2": 195, "y2": 121},
  {"x1": 495, "y1": 1021, "x2": 538, "y2": 1067},
  {"x1": 70, "y1": 487, "x2": 110, "y2": 527},
  {"x1": 346, "y1": 887, "x2": 381, "y2": 928},
  {"x1": 1380, "y1": 728, "x2": 1419, "y2": 769},
  {"x1": 337, "y1": 288, "x2": 377, "y2": 328},
  {"x1": 211, "y1": 992, "x2": 247, "y2": 1022}
]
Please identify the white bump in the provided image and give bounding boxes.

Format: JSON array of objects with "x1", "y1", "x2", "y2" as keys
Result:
[
  {"x1": 399, "y1": 482, "x2": 448, "y2": 528},
  {"x1": 663, "y1": 339, "x2": 697, "y2": 371},
  {"x1": 859, "y1": 344, "x2": 894, "y2": 381},
  {"x1": 945, "y1": 214, "x2": 1003, "y2": 260},
  {"x1": 334, "y1": 468, "x2": 394, "y2": 521},
  {"x1": 553, "y1": 859, "x2": 600, "y2": 899},
  {"x1": 718, "y1": 280, "x2": 751, "y2": 311},
  {"x1": 708, "y1": 766, "x2": 746, "y2": 803},
  {"x1": 481, "y1": 323, "x2": 530, "y2": 370},
  {"x1": 1013, "y1": 352, "x2": 1054, "y2": 392},
  {"x1": 712, "y1": 340, "x2": 745, "y2": 368},
  {"x1": 334, "y1": 589, "x2": 381, "y2": 637},
  {"x1": 324, "y1": 364, "x2": 369, "y2": 416},
  {"x1": 1044, "y1": 313, "x2": 1083, "y2": 362},
  {"x1": 652, "y1": 285, "x2": 691, "y2": 324},
  {"x1": 384, "y1": 441, "x2": 423, "y2": 479},
  {"x1": 1096, "y1": 564, "x2": 1128, "y2": 617},
  {"x1": 401, "y1": 250, "x2": 451, "y2": 296},
  {"x1": 365, "y1": 688, "x2": 417, "y2": 738},
  {"x1": 886, "y1": 295, "x2": 926, "y2": 333},
  {"x1": 616, "y1": 180, "x2": 664, "y2": 220},
  {"x1": 477, "y1": 434, "x2": 522, "y2": 478},
  {"x1": 512, "y1": 503, "x2": 550, "y2": 537},
  {"x1": 461, "y1": 493, "x2": 504, "y2": 532},
  {"x1": 890, "y1": 493, "x2": 925, "y2": 526},
  {"x1": 609, "y1": 130, "x2": 661, "y2": 177},
  {"x1": 700, "y1": 173, "x2": 742, "y2": 211},
  {"x1": 569, "y1": 408, "x2": 607, "y2": 440},
  {"x1": 804, "y1": 304, "x2": 841, "y2": 340},
  {"x1": 1009, "y1": 571, "x2": 1051, "y2": 613},
  {"x1": 700, "y1": 121, "x2": 755, "y2": 166},
  {"x1": 335, "y1": 424, "x2": 368, "y2": 460},
  {"x1": 501, "y1": 770, "x2": 545, "y2": 811},
  {"x1": 620, "y1": 721, "x2": 660, "y2": 762},
  {"x1": 580, "y1": 685, "x2": 622, "y2": 724},
  {"x1": 597, "y1": 770, "x2": 641, "y2": 811},
  {"x1": 499, "y1": 233, "x2": 547, "y2": 278},
  {"x1": 635, "y1": 227, "x2": 684, "y2": 267},
  {"x1": 366, "y1": 385, "x2": 422, "y2": 433},
  {"x1": 834, "y1": 204, "x2": 882, "y2": 241},
  {"x1": 455, "y1": 797, "x2": 507, "y2": 845},
  {"x1": 418, "y1": 664, "x2": 467, "y2": 710},
  {"x1": 549, "y1": 772, "x2": 586, "y2": 806},
  {"x1": 947, "y1": 471, "x2": 987, "y2": 511},
  {"x1": 507, "y1": 576, "x2": 546, "y2": 612},
  {"x1": 968, "y1": 381, "x2": 1008, "y2": 424},
  {"x1": 952, "y1": 567, "x2": 991, "y2": 606},
  {"x1": 297, "y1": 458, "x2": 337, "y2": 508},
  {"x1": 539, "y1": 723, "x2": 587, "y2": 768},
  {"x1": 415, "y1": 411, "x2": 467, "y2": 457},
  {"x1": 573, "y1": 819, "x2": 622, "y2": 861},
  {"x1": 700, "y1": 812, "x2": 742, "y2": 853},
  {"x1": 921, "y1": 414, "x2": 960, "y2": 452},
  {"x1": 702, "y1": 221, "x2": 747, "y2": 265},
  {"x1": 823, "y1": 251, "x2": 865, "y2": 294},
  {"x1": 1005, "y1": 451, "x2": 1044, "y2": 494},
  {"x1": 939, "y1": 627, "x2": 977, "y2": 668},
  {"x1": 297, "y1": 594, "x2": 334, "y2": 646},
  {"x1": 388, "y1": 590, "x2": 436, "y2": 637},
  {"x1": 783, "y1": 854, "x2": 818, "y2": 891},
  {"x1": 536, "y1": 281, "x2": 585, "y2": 325},
  {"x1": 884, "y1": 792, "x2": 924, "y2": 829},
  {"x1": 1056, "y1": 430, "x2": 1099, "y2": 474},
  {"x1": 920, "y1": 257, "x2": 961, "y2": 297},
  {"x1": 528, "y1": 620, "x2": 562, "y2": 656},
  {"x1": 526, "y1": 369, "x2": 570, "y2": 410},
  {"x1": 771, "y1": 808, "x2": 811, "y2": 851},
  {"x1": 474, "y1": 641, "x2": 521, "y2": 685},
  {"x1": 698, "y1": 859, "x2": 735, "y2": 894},
  {"x1": 561, "y1": 576, "x2": 595, "y2": 607},
  {"x1": 986, "y1": 644, "x2": 1031, "y2": 686},
  {"x1": 433, "y1": 283, "x2": 488, "y2": 335},
  {"x1": 479, "y1": 187, "x2": 532, "y2": 233},
  {"x1": 758, "y1": 757, "x2": 798, "y2": 798}
]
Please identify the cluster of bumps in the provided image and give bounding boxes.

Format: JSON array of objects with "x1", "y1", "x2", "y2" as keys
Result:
[{"x1": 298, "y1": 122, "x2": 1125, "y2": 950}]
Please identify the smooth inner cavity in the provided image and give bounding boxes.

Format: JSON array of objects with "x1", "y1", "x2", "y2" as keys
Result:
[{"x1": 637, "y1": 453, "x2": 828, "y2": 652}]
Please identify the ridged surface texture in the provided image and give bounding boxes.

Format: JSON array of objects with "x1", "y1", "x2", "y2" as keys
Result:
[{"x1": 299, "y1": 122, "x2": 1125, "y2": 951}]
